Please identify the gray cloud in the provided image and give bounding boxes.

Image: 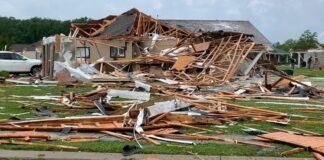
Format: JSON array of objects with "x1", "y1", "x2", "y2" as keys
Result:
[{"x1": 0, "y1": 0, "x2": 323, "y2": 43}]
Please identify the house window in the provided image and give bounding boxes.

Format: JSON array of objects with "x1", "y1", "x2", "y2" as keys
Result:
[
  {"x1": 110, "y1": 47, "x2": 125, "y2": 58},
  {"x1": 76, "y1": 47, "x2": 90, "y2": 63}
]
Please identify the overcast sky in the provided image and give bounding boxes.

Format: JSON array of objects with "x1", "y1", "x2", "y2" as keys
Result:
[{"x1": 0, "y1": 0, "x2": 323, "y2": 43}]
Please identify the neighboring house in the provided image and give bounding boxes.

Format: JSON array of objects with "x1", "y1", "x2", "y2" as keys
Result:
[
  {"x1": 265, "y1": 48, "x2": 290, "y2": 64},
  {"x1": 290, "y1": 48, "x2": 324, "y2": 68},
  {"x1": 8, "y1": 41, "x2": 42, "y2": 59},
  {"x1": 41, "y1": 8, "x2": 272, "y2": 78}
]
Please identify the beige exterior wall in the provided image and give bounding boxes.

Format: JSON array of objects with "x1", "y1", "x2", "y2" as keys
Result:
[{"x1": 75, "y1": 39, "x2": 133, "y2": 63}]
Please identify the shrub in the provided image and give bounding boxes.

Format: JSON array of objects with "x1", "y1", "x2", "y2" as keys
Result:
[{"x1": 0, "y1": 71, "x2": 9, "y2": 78}]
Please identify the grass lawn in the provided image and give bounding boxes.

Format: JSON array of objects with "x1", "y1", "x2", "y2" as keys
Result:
[
  {"x1": 276, "y1": 65, "x2": 324, "y2": 77},
  {"x1": 0, "y1": 84, "x2": 323, "y2": 158}
]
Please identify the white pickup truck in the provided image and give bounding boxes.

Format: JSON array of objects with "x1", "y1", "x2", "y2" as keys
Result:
[{"x1": 0, "y1": 51, "x2": 42, "y2": 74}]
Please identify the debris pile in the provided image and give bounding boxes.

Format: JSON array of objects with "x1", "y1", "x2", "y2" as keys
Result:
[
  {"x1": 1, "y1": 78, "x2": 323, "y2": 151},
  {"x1": 38, "y1": 8, "x2": 270, "y2": 85},
  {"x1": 0, "y1": 8, "x2": 323, "y2": 159},
  {"x1": 129, "y1": 32, "x2": 259, "y2": 85}
]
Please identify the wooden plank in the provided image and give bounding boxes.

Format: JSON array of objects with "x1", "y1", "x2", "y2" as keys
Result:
[
  {"x1": 281, "y1": 147, "x2": 305, "y2": 157},
  {"x1": 312, "y1": 152, "x2": 324, "y2": 160},
  {"x1": 101, "y1": 131, "x2": 132, "y2": 141}
]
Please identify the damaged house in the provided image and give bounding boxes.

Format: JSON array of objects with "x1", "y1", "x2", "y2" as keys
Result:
[{"x1": 41, "y1": 8, "x2": 271, "y2": 84}]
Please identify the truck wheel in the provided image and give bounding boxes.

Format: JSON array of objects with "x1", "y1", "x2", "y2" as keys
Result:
[{"x1": 31, "y1": 66, "x2": 41, "y2": 75}]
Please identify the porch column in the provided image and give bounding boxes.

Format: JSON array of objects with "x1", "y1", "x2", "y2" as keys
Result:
[{"x1": 297, "y1": 52, "x2": 301, "y2": 68}]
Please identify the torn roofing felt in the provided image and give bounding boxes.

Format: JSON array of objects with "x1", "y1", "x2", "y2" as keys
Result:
[{"x1": 99, "y1": 8, "x2": 138, "y2": 37}]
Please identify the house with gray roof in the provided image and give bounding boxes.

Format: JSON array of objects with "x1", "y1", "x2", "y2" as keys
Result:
[{"x1": 8, "y1": 41, "x2": 42, "y2": 59}]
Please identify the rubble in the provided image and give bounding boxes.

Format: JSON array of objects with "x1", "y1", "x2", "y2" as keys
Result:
[{"x1": 0, "y1": 8, "x2": 323, "y2": 158}]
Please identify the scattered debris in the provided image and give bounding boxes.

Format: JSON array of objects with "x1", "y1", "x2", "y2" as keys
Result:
[
  {"x1": 0, "y1": 8, "x2": 323, "y2": 158},
  {"x1": 107, "y1": 89, "x2": 150, "y2": 101}
]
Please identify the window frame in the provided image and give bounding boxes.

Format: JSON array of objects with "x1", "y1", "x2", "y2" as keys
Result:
[
  {"x1": 110, "y1": 47, "x2": 126, "y2": 58},
  {"x1": 76, "y1": 47, "x2": 91, "y2": 63}
]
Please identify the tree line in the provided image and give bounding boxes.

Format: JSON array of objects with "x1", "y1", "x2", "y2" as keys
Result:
[
  {"x1": 0, "y1": 16, "x2": 90, "y2": 50},
  {"x1": 273, "y1": 30, "x2": 324, "y2": 52},
  {"x1": 0, "y1": 16, "x2": 323, "y2": 52}
]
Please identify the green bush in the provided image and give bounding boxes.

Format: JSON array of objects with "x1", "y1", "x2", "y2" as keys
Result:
[{"x1": 0, "y1": 71, "x2": 9, "y2": 78}]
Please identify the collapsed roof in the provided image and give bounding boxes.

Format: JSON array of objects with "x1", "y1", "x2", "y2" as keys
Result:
[
  {"x1": 71, "y1": 8, "x2": 189, "y2": 39},
  {"x1": 70, "y1": 8, "x2": 271, "y2": 48}
]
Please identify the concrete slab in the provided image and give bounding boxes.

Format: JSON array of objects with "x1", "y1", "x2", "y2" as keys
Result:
[
  {"x1": 0, "y1": 150, "x2": 314, "y2": 160},
  {"x1": 220, "y1": 156, "x2": 313, "y2": 160}
]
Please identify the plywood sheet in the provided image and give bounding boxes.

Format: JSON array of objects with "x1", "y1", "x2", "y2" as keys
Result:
[
  {"x1": 259, "y1": 132, "x2": 324, "y2": 154},
  {"x1": 190, "y1": 42, "x2": 211, "y2": 52},
  {"x1": 171, "y1": 56, "x2": 196, "y2": 71}
]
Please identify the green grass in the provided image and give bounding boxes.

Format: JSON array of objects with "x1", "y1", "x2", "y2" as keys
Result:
[
  {"x1": 0, "y1": 140, "x2": 313, "y2": 157},
  {"x1": 0, "y1": 71, "x2": 9, "y2": 78},
  {"x1": 0, "y1": 84, "x2": 322, "y2": 157},
  {"x1": 0, "y1": 84, "x2": 94, "y2": 119},
  {"x1": 0, "y1": 84, "x2": 94, "y2": 96},
  {"x1": 276, "y1": 65, "x2": 324, "y2": 77}
]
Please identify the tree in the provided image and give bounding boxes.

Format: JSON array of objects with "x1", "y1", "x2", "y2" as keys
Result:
[
  {"x1": 272, "y1": 42, "x2": 281, "y2": 48},
  {"x1": 274, "y1": 30, "x2": 319, "y2": 52},
  {"x1": 0, "y1": 36, "x2": 10, "y2": 50},
  {"x1": 72, "y1": 17, "x2": 91, "y2": 23},
  {"x1": 0, "y1": 16, "x2": 91, "y2": 49},
  {"x1": 275, "y1": 39, "x2": 297, "y2": 52},
  {"x1": 295, "y1": 30, "x2": 319, "y2": 50}
]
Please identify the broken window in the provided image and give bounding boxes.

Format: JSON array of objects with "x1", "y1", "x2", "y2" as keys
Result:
[
  {"x1": 110, "y1": 47, "x2": 125, "y2": 58},
  {"x1": 76, "y1": 47, "x2": 90, "y2": 63}
]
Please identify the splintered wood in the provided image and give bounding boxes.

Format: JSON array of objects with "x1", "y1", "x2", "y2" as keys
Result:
[
  {"x1": 124, "y1": 32, "x2": 258, "y2": 85},
  {"x1": 189, "y1": 34, "x2": 255, "y2": 85},
  {"x1": 68, "y1": 9, "x2": 266, "y2": 85}
]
